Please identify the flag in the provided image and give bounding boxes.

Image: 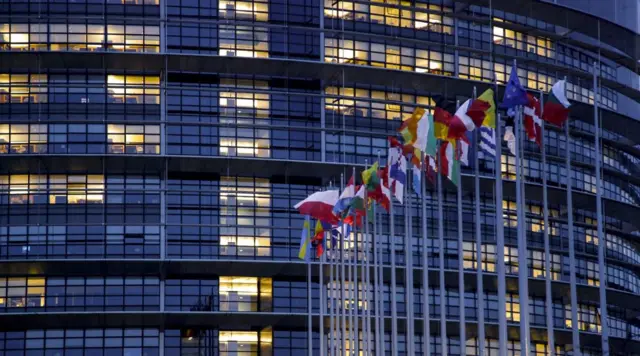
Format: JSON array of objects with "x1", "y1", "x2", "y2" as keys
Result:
[
  {"x1": 412, "y1": 165, "x2": 421, "y2": 197},
  {"x1": 542, "y1": 79, "x2": 571, "y2": 127},
  {"x1": 413, "y1": 112, "x2": 433, "y2": 154},
  {"x1": 438, "y1": 139, "x2": 458, "y2": 185},
  {"x1": 434, "y1": 106, "x2": 452, "y2": 140},
  {"x1": 477, "y1": 89, "x2": 496, "y2": 129},
  {"x1": 477, "y1": 89, "x2": 497, "y2": 158},
  {"x1": 362, "y1": 161, "x2": 380, "y2": 191},
  {"x1": 457, "y1": 137, "x2": 470, "y2": 166},
  {"x1": 424, "y1": 112, "x2": 438, "y2": 157},
  {"x1": 398, "y1": 107, "x2": 426, "y2": 145},
  {"x1": 332, "y1": 175, "x2": 355, "y2": 216},
  {"x1": 297, "y1": 215, "x2": 311, "y2": 261},
  {"x1": 500, "y1": 62, "x2": 528, "y2": 109},
  {"x1": 425, "y1": 156, "x2": 437, "y2": 186},
  {"x1": 503, "y1": 115, "x2": 516, "y2": 156},
  {"x1": 340, "y1": 223, "x2": 352, "y2": 240},
  {"x1": 344, "y1": 184, "x2": 366, "y2": 226},
  {"x1": 388, "y1": 146, "x2": 407, "y2": 203},
  {"x1": 294, "y1": 190, "x2": 339, "y2": 224},
  {"x1": 447, "y1": 99, "x2": 475, "y2": 141},
  {"x1": 479, "y1": 126, "x2": 497, "y2": 158},
  {"x1": 362, "y1": 162, "x2": 390, "y2": 211},
  {"x1": 523, "y1": 93, "x2": 542, "y2": 147},
  {"x1": 311, "y1": 219, "x2": 332, "y2": 258},
  {"x1": 377, "y1": 166, "x2": 392, "y2": 211}
]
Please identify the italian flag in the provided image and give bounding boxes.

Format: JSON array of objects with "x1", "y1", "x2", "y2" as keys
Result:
[
  {"x1": 542, "y1": 80, "x2": 571, "y2": 127},
  {"x1": 438, "y1": 139, "x2": 459, "y2": 186}
]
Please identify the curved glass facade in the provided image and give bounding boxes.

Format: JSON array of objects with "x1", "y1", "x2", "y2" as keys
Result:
[{"x1": 0, "y1": 0, "x2": 639, "y2": 355}]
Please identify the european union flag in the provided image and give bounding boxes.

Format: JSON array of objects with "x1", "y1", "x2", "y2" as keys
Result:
[{"x1": 500, "y1": 62, "x2": 528, "y2": 109}]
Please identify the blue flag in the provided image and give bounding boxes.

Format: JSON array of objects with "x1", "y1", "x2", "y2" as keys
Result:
[
  {"x1": 500, "y1": 62, "x2": 528, "y2": 109},
  {"x1": 411, "y1": 165, "x2": 421, "y2": 197}
]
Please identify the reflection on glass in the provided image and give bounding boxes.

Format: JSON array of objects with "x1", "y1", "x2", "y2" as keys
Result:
[
  {"x1": 0, "y1": 124, "x2": 47, "y2": 154},
  {"x1": 220, "y1": 177, "x2": 271, "y2": 256},
  {"x1": 0, "y1": 74, "x2": 47, "y2": 103},
  {"x1": 219, "y1": 277, "x2": 259, "y2": 311},
  {"x1": 0, "y1": 174, "x2": 104, "y2": 204},
  {"x1": 107, "y1": 75, "x2": 160, "y2": 104},
  {"x1": 107, "y1": 124, "x2": 160, "y2": 154},
  {"x1": 219, "y1": 331, "x2": 259, "y2": 356}
]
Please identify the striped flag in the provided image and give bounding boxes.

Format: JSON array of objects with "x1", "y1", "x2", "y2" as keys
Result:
[{"x1": 479, "y1": 126, "x2": 497, "y2": 158}]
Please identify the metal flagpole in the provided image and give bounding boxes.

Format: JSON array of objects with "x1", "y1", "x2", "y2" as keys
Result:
[
  {"x1": 308, "y1": 258, "x2": 313, "y2": 355},
  {"x1": 362, "y1": 166, "x2": 372, "y2": 356},
  {"x1": 420, "y1": 152, "x2": 431, "y2": 356},
  {"x1": 539, "y1": 91, "x2": 555, "y2": 355},
  {"x1": 495, "y1": 113, "x2": 507, "y2": 354},
  {"x1": 564, "y1": 112, "x2": 580, "y2": 355},
  {"x1": 456, "y1": 143, "x2": 466, "y2": 355},
  {"x1": 329, "y1": 226, "x2": 335, "y2": 355},
  {"x1": 370, "y1": 165, "x2": 381, "y2": 353},
  {"x1": 389, "y1": 161, "x2": 399, "y2": 356},
  {"x1": 353, "y1": 198, "x2": 360, "y2": 355},
  {"x1": 377, "y1": 151, "x2": 386, "y2": 356},
  {"x1": 320, "y1": 239, "x2": 325, "y2": 356},
  {"x1": 515, "y1": 105, "x2": 531, "y2": 356},
  {"x1": 341, "y1": 189, "x2": 347, "y2": 355},
  {"x1": 593, "y1": 62, "x2": 609, "y2": 356},
  {"x1": 473, "y1": 108, "x2": 486, "y2": 356},
  {"x1": 437, "y1": 141, "x2": 447, "y2": 356},
  {"x1": 405, "y1": 167, "x2": 414, "y2": 355}
]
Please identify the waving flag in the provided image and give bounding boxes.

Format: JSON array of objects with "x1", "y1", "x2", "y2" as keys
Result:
[
  {"x1": 332, "y1": 175, "x2": 355, "y2": 216},
  {"x1": 500, "y1": 62, "x2": 528, "y2": 109},
  {"x1": 297, "y1": 215, "x2": 312, "y2": 261},
  {"x1": 294, "y1": 190, "x2": 339, "y2": 224},
  {"x1": 447, "y1": 99, "x2": 473, "y2": 141},
  {"x1": 310, "y1": 219, "x2": 332, "y2": 258},
  {"x1": 388, "y1": 146, "x2": 407, "y2": 203},
  {"x1": 524, "y1": 93, "x2": 542, "y2": 147},
  {"x1": 412, "y1": 165, "x2": 421, "y2": 197},
  {"x1": 542, "y1": 79, "x2": 571, "y2": 127},
  {"x1": 434, "y1": 106, "x2": 452, "y2": 140},
  {"x1": 344, "y1": 184, "x2": 366, "y2": 226},
  {"x1": 398, "y1": 107, "x2": 426, "y2": 144},
  {"x1": 478, "y1": 89, "x2": 497, "y2": 158}
]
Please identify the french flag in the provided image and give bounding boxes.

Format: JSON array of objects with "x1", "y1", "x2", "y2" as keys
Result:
[
  {"x1": 332, "y1": 175, "x2": 355, "y2": 216},
  {"x1": 294, "y1": 190, "x2": 339, "y2": 224}
]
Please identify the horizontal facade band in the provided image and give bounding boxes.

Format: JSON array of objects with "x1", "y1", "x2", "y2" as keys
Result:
[
  {"x1": 1, "y1": 154, "x2": 639, "y2": 229},
  {"x1": 0, "y1": 51, "x2": 638, "y2": 138}
]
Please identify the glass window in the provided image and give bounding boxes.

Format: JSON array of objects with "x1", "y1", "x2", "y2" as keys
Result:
[
  {"x1": 220, "y1": 177, "x2": 271, "y2": 257},
  {"x1": 107, "y1": 124, "x2": 160, "y2": 154},
  {"x1": 219, "y1": 277, "x2": 261, "y2": 312},
  {"x1": 107, "y1": 75, "x2": 160, "y2": 104},
  {"x1": 0, "y1": 74, "x2": 47, "y2": 103},
  {"x1": 0, "y1": 124, "x2": 47, "y2": 154},
  {"x1": 219, "y1": 331, "x2": 259, "y2": 356}
]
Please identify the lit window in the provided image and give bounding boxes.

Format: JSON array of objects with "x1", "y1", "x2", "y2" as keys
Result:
[
  {"x1": 108, "y1": 0, "x2": 160, "y2": 4},
  {"x1": 219, "y1": 277, "x2": 271, "y2": 312},
  {"x1": 106, "y1": 25, "x2": 160, "y2": 53},
  {"x1": 107, "y1": 75, "x2": 159, "y2": 104},
  {"x1": 0, "y1": 277, "x2": 45, "y2": 308},
  {"x1": 49, "y1": 175, "x2": 105, "y2": 204},
  {"x1": 505, "y1": 294, "x2": 520, "y2": 322},
  {"x1": 219, "y1": 331, "x2": 259, "y2": 355},
  {"x1": 107, "y1": 124, "x2": 160, "y2": 154},
  {"x1": 219, "y1": 80, "x2": 270, "y2": 158},
  {"x1": 0, "y1": 124, "x2": 47, "y2": 154},
  {"x1": 220, "y1": 177, "x2": 271, "y2": 256},
  {"x1": 219, "y1": 0, "x2": 268, "y2": 21},
  {"x1": 0, "y1": 74, "x2": 47, "y2": 103}
]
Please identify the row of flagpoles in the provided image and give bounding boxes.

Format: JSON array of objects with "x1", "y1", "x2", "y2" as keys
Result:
[{"x1": 293, "y1": 59, "x2": 609, "y2": 356}]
